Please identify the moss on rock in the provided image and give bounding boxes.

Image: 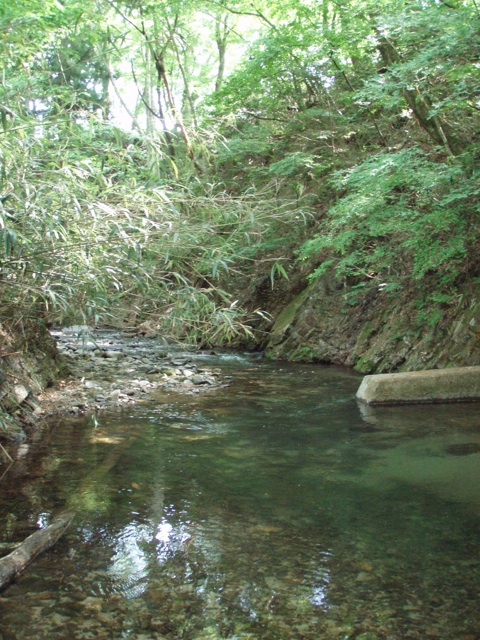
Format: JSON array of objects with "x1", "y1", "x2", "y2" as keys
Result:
[
  {"x1": 261, "y1": 272, "x2": 480, "y2": 373},
  {"x1": 0, "y1": 321, "x2": 62, "y2": 444}
]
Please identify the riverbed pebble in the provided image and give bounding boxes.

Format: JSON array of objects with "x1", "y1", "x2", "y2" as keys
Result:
[{"x1": 38, "y1": 327, "x2": 225, "y2": 418}]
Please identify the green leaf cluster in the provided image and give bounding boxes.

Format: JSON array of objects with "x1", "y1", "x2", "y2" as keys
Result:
[
  {"x1": 1, "y1": 0, "x2": 479, "y2": 347},
  {"x1": 299, "y1": 147, "x2": 479, "y2": 298}
]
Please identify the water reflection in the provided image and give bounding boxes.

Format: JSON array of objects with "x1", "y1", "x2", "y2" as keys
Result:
[
  {"x1": 155, "y1": 514, "x2": 193, "y2": 563},
  {"x1": 1, "y1": 357, "x2": 480, "y2": 639},
  {"x1": 309, "y1": 549, "x2": 333, "y2": 609}
]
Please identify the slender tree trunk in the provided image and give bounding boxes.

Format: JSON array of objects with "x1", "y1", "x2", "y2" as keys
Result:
[
  {"x1": 109, "y1": 71, "x2": 141, "y2": 131},
  {"x1": 376, "y1": 36, "x2": 466, "y2": 155},
  {"x1": 148, "y1": 13, "x2": 202, "y2": 174},
  {"x1": 170, "y1": 41, "x2": 198, "y2": 128},
  {"x1": 103, "y1": 0, "x2": 202, "y2": 173},
  {"x1": 144, "y1": 47, "x2": 156, "y2": 135},
  {"x1": 215, "y1": 14, "x2": 229, "y2": 93},
  {"x1": 155, "y1": 85, "x2": 176, "y2": 158},
  {"x1": 152, "y1": 51, "x2": 202, "y2": 174}
]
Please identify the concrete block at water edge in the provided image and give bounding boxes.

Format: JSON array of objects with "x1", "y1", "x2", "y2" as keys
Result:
[{"x1": 356, "y1": 366, "x2": 480, "y2": 405}]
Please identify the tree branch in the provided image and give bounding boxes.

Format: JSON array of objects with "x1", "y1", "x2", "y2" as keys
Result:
[
  {"x1": 0, "y1": 512, "x2": 74, "y2": 592},
  {"x1": 130, "y1": 62, "x2": 162, "y2": 121},
  {"x1": 203, "y1": 0, "x2": 277, "y2": 29},
  {"x1": 102, "y1": 0, "x2": 146, "y2": 37}
]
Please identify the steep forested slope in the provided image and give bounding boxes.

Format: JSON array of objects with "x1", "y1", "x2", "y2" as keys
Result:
[
  {"x1": 206, "y1": 0, "x2": 480, "y2": 370},
  {"x1": 0, "y1": 0, "x2": 479, "y2": 427}
]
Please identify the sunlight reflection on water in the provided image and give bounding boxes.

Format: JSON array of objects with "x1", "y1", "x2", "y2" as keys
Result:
[
  {"x1": 1, "y1": 356, "x2": 480, "y2": 638},
  {"x1": 108, "y1": 522, "x2": 151, "y2": 598}
]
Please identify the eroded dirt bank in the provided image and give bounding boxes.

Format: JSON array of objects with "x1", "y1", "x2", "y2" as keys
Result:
[{"x1": 0, "y1": 321, "x2": 62, "y2": 443}]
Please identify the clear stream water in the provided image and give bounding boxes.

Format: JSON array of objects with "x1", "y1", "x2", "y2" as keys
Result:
[{"x1": 1, "y1": 352, "x2": 480, "y2": 639}]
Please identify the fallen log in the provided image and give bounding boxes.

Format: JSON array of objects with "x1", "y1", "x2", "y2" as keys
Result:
[
  {"x1": 0, "y1": 541, "x2": 21, "y2": 555},
  {"x1": 0, "y1": 511, "x2": 74, "y2": 592},
  {"x1": 0, "y1": 431, "x2": 138, "y2": 592}
]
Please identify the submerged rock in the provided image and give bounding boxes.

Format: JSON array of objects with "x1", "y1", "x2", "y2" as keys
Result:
[{"x1": 446, "y1": 443, "x2": 480, "y2": 456}]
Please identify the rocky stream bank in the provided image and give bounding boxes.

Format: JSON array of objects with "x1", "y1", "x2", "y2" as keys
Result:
[
  {"x1": 1, "y1": 326, "x2": 224, "y2": 447},
  {"x1": 47, "y1": 326, "x2": 224, "y2": 410},
  {"x1": 259, "y1": 274, "x2": 480, "y2": 373}
]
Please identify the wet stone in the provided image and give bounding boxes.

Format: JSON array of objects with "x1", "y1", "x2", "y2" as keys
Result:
[
  {"x1": 39, "y1": 326, "x2": 224, "y2": 417},
  {"x1": 137, "y1": 364, "x2": 155, "y2": 372},
  {"x1": 191, "y1": 374, "x2": 216, "y2": 385},
  {"x1": 79, "y1": 342, "x2": 97, "y2": 351},
  {"x1": 84, "y1": 380, "x2": 101, "y2": 389},
  {"x1": 170, "y1": 358, "x2": 191, "y2": 366},
  {"x1": 446, "y1": 442, "x2": 480, "y2": 456}
]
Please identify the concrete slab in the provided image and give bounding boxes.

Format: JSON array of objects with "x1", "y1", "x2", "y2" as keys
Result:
[{"x1": 356, "y1": 366, "x2": 480, "y2": 405}]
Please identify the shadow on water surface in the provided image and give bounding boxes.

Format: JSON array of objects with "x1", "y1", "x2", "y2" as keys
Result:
[{"x1": 0, "y1": 356, "x2": 479, "y2": 639}]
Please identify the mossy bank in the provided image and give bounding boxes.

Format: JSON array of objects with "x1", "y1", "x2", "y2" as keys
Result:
[
  {"x1": 262, "y1": 274, "x2": 480, "y2": 374},
  {"x1": 0, "y1": 322, "x2": 63, "y2": 443}
]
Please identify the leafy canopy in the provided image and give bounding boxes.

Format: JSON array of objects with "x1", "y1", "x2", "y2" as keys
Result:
[{"x1": 0, "y1": 0, "x2": 479, "y2": 344}]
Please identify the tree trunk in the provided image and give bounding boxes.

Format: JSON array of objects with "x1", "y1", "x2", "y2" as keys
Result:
[
  {"x1": 215, "y1": 14, "x2": 229, "y2": 93},
  {"x1": 171, "y1": 41, "x2": 198, "y2": 128},
  {"x1": 376, "y1": 36, "x2": 466, "y2": 155},
  {"x1": 152, "y1": 51, "x2": 203, "y2": 174},
  {"x1": 109, "y1": 70, "x2": 141, "y2": 132},
  {"x1": 0, "y1": 511, "x2": 74, "y2": 592}
]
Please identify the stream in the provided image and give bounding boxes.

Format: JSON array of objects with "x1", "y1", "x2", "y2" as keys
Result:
[{"x1": 1, "y1": 337, "x2": 480, "y2": 639}]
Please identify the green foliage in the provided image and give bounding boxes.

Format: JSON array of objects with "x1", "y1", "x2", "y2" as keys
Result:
[
  {"x1": 268, "y1": 262, "x2": 289, "y2": 289},
  {"x1": 156, "y1": 286, "x2": 258, "y2": 346},
  {"x1": 299, "y1": 147, "x2": 479, "y2": 303},
  {"x1": 268, "y1": 153, "x2": 320, "y2": 178},
  {"x1": 0, "y1": 0, "x2": 479, "y2": 349},
  {"x1": 0, "y1": 79, "x2": 306, "y2": 346}
]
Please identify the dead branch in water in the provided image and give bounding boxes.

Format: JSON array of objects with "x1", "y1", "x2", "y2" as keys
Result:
[{"x1": 0, "y1": 511, "x2": 74, "y2": 592}]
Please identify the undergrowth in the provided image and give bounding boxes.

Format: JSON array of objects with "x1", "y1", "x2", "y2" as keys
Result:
[{"x1": 297, "y1": 147, "x2": 479, "y2": 324}]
